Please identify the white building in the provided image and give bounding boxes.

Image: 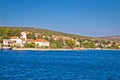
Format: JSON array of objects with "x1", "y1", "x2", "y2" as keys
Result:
[
  {"x1": 16, "y1": 39, "x2": 24, "y2": 47},
  {"x1": 10, "y1": 36, "x2": 19, "y2": 41},
  {"x1": 3, "y1": 39, "x2": 12, "y2": 46},
  {"x1": 119, "y1": 46, "x2": 120, "y2": 48},
  {"x1": 21, "y1": 31, "x2": 30, "y2": 40},
  {"x1": 3, "y1": 37, "x2": 25, "y2": 47},
  {"x1": 35, "y1": 39, "x2": 49, "y2": 47},
  {"x1": 75, "y1": 40, "x2": 80, "y2": 45}
]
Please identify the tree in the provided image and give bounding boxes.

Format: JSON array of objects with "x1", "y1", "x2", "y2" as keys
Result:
[
  {"x1": 49, "y1": 38, "x2": 64, "y2": 48},
  {"x1": 65, "y1": 39, "x2": 75, "y2": 49},
  {"x1": 24, "y1": 42, "x2": 35, "y2": 48},
  {"x1": 50, "y1": 43, "x2": 57, "y2": 48},
  {"x1": 2, "y1": 35, "x2": 10, "y2": 39},
  {"x1": 0, "y1": 27, "x2": 21, "y2": 40},
  {"x1": 112, "y1": 44, "x2": 119, "y2": 49},
  {"x1": 0, "y1": 37, "x2": 2, "y2": 43},
  {"x1": 27, "y1": 32, "x2": 36, "y2": 40},
  {"x1": 89, "y1": 41, "x2": 96, "y2": 48}
]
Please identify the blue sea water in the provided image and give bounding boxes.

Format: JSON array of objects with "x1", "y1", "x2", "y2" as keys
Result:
[{"x1": 0, "y1": 50, "x2": 120, "y2": 80}]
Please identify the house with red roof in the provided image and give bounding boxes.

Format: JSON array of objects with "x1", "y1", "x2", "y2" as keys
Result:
[
  {"x1": 34, "y1": 39, "x2": 49, "y2": 47},
  {"x1": 3, "y1": 36, "x2": 25, "y2": 47},
  {"x1": 10, "y1": 36, "x2": 19, "y2": 41}
]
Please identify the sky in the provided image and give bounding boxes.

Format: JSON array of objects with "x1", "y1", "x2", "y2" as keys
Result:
[{"x1": 0, "y1": 0, "x2": 120, "y2": 37}]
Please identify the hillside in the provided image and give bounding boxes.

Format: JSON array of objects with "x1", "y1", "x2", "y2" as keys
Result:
[
  {"x1": 0, "y1": 26, "x2": 120, "y2": 49},
  {"x1": 0, "y1": 26, "x2": 91, "y2": 39},
  {"x1": 99, "y1": 36, "x2": 120, "y2": 41}
]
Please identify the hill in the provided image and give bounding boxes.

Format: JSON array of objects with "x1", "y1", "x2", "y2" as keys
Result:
[
  {"x1": 0, "y1": 26, "x2": 91, "y2": 39},
  {"x1": 99, "y1": 36, "x2": 120, "y2": 41},
  {"x1": 0, "y1": 26, "x2": 120, "y2": 49}
]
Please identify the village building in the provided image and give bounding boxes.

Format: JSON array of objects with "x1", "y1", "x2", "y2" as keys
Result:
[
  {"x1": 16, "y1": 38, "x2": 24, "y2": 47},
  {"x1": 35, "y1": 33, "x2": 42, "y2": 38},
  {"x1": 119, "y1": 46, "x2": 120, "y2": 48},
  {"x1": 10, "y1": 36, "x2": 25, "y2": 47},
  {"x1": 35, "y1": 39, "x2": 49, "y2": 47},
  {"x1": 3, "y1": 39, "x2": 12, "y2": 47},
  {"x1": 20, "y1": 38, "x2": 26, "y2": 44},
  {"x1": 52, "y1": 35, "x2": 62, "y2": 40},
  {"x1": 10, "y1": 36, "x2": 19, "y2": 41},
  {"x1": 95, "y1": 43, "x2": 100, "y2": 46},
  {"x1": 75, "y1": 40, "x2": 80, "y2": 46},
  {"x1": 105, "y1": 43, "x2": 112, "y2": 48},
  {"x1": 21, "y1": 31, "x2": 30, "y2": 40},
  {"x1": 62, "y1": 36, "x2": 73, "y2": 40},
  {"x1": 3, "y1": 36, "x2": 25, "y2": 47},
  {"x1": 52, "y1": 35, "x2": 73, "y2": 40},
  {"x1": 2, "y1": 31, "x2": 51, "y2": 48}
]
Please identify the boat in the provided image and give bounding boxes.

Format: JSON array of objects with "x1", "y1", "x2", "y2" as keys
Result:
[{"x1": 1, "y1": 47, "x2": 12, "y2": 50}]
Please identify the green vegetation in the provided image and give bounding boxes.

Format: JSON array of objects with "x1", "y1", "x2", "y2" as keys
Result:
[
  {"x1": 0, "y1": 26, "x2": 120, "y2": 49},
  {"x1": 0, "y1": 27, "x2": 21, "y2": 42},
  {"x1": 24, "y1": 42, "x2": 35, "y2": 48},
  {"x1": 49, "y1": 38, "x2": 64, "y2": 48},
  {"x1": 65, "y1": 39, "x2": 75, "y2": 49},
  {"x1": 27, "y1": 32, "x2": 36, "y2": 40}
]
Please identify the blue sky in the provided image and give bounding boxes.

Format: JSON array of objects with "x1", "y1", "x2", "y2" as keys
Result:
[{"x1": 0, "y1": 0, "x2": 120, "y2": 37}]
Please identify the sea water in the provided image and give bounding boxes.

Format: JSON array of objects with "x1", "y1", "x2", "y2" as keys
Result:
[{"x1": 0, "y1": 50, "x2": 120, "y2": 80}]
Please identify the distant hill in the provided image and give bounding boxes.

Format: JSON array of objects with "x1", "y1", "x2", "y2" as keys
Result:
[
  {"x1": 99, "y1": 36, "x2": 120, "y2": 41},
  {"x1": 0, "y1": 26, "x2": 92, "y2": 39},
  {"x1": 1, "y1": 26, "x2": 120, "y2": 41}
]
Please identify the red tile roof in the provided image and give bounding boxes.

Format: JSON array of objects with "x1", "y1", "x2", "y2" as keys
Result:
[
  {"x1": 10, "y1": 36, "x2": 18, "y2": 39},
  {"x1": 35, "y1": 39, "x2": 49, "y2": 42},
  {"x1": 21, "y1": 31, "x2": 30, "y2": 34}
]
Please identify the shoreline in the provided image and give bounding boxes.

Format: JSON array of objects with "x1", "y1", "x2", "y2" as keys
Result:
[
  {"x1": 12, "y1": 48, "x2": 120, "y2": 51},
  {"x1": 12, "y1": 48, "x2": 84, "y2": 51}
]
